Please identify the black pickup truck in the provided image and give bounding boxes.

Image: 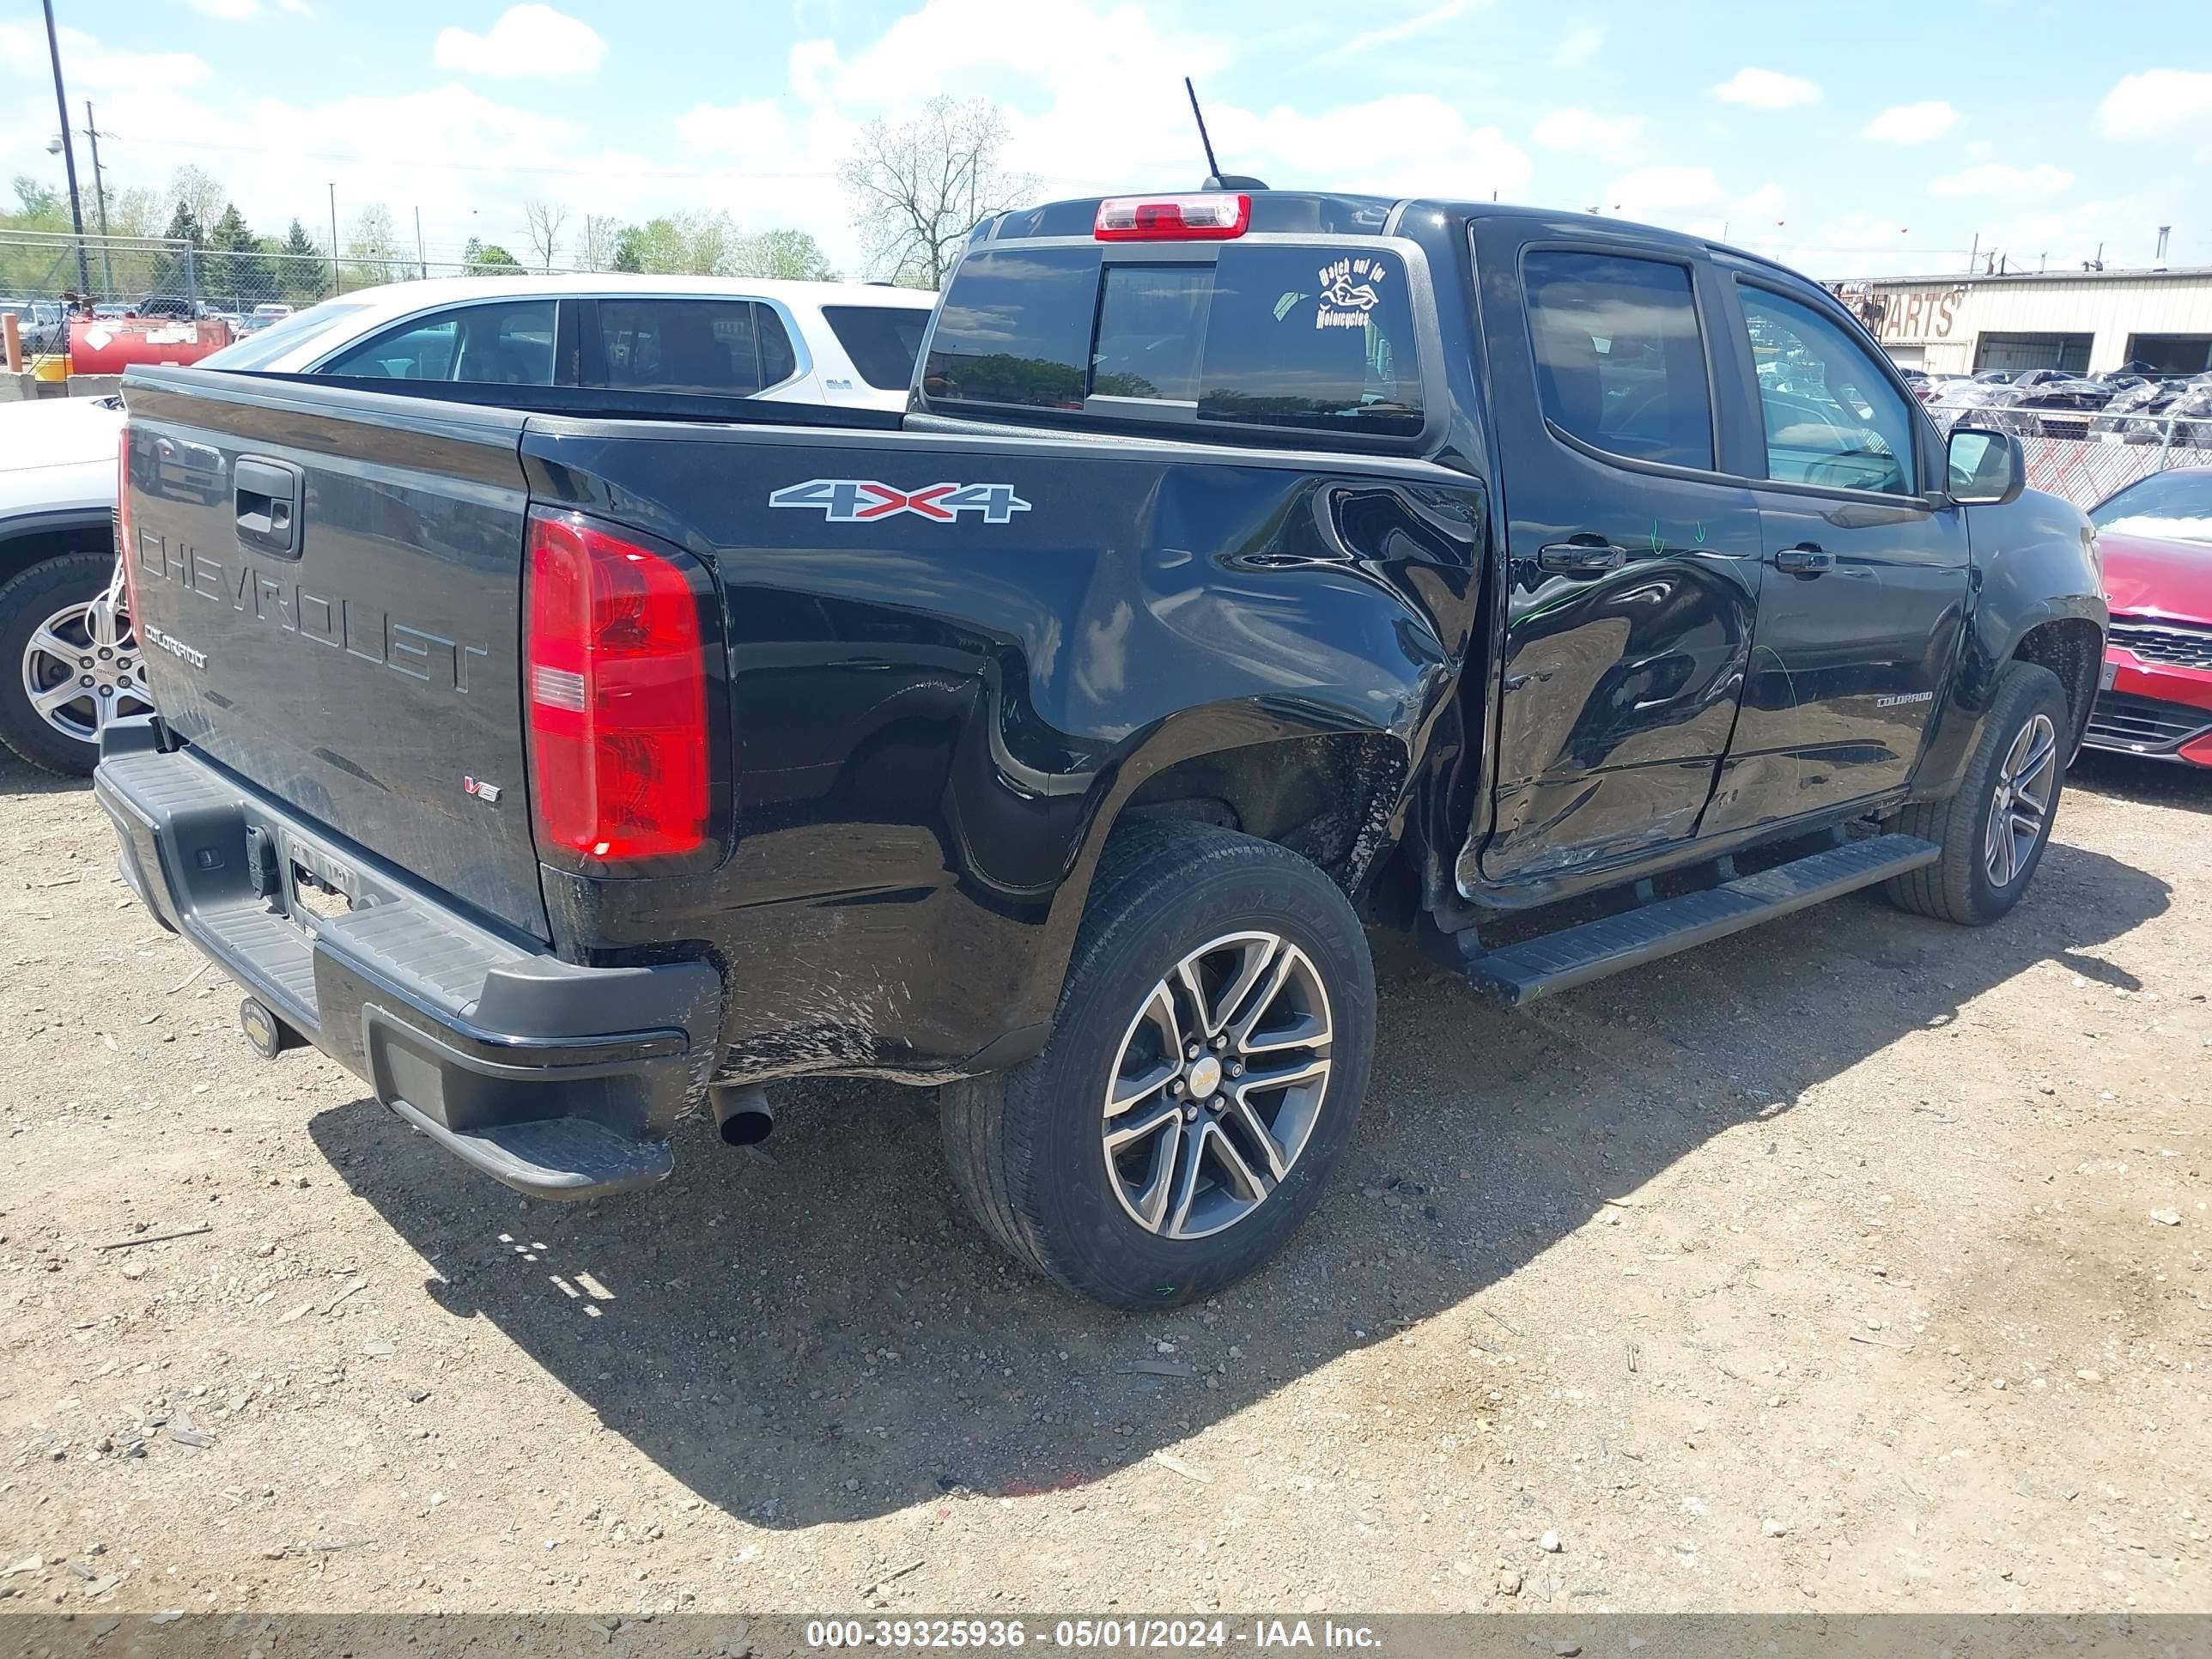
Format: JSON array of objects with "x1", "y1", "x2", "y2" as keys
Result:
[{"x1": 100, "y1": 191, "x2": 2106, "y2": 1308}]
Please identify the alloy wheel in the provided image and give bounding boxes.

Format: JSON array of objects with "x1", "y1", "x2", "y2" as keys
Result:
[
  {"x1": 1984, "y1": 712, "x2": 2057, "y2": 889},
  {"x1": 18, "y1": 578, "x2": 149, "y2": 749},
  {"x1": 1101, "y1": 931, "x2": 1334, "y2": 1241}
]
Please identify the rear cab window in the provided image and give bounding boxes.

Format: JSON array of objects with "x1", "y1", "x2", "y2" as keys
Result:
[{"x1": 923, "y1": 237, "x2": 1428, "y2": 442}]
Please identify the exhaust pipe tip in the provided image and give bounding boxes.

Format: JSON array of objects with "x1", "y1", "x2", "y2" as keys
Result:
[{"x1": 712, "y1": 1084, "x2": 775, "y2": 1147}]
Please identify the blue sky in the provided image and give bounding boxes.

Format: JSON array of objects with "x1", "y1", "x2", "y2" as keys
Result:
[{"x1": 3, "y1": 0, "x2": 2208, "y2": 281}]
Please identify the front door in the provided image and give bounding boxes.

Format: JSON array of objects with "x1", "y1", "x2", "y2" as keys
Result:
[
  {"x1": 1471, "y1": 229, "x2": 1764, "y2": 885},
  {"x1": 1701, "y1": 277, "x2": 1971, "y2": 835}
]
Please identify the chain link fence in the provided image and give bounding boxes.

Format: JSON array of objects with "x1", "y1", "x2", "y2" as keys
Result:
[
  {"x1": 2, "y1": 230, "x2": 584, "y2": 356},
  {"x1": 1925, "y1": 397, "x2": 2212, "y2": 510}
]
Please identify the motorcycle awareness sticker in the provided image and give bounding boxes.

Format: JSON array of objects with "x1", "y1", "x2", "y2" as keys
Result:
[{"x1": 1315, "y1": 255, "x2": 1386, "y2": 330}]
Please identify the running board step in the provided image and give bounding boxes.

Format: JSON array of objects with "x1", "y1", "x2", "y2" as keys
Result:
[{"x1": 1462, "y1": 833, "x2": 1941, "y2": 1006}]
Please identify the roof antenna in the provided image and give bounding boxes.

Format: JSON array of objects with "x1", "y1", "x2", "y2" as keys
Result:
[{"x1": 1185, "y1": 77, "x2": 1267, "y2": 191}]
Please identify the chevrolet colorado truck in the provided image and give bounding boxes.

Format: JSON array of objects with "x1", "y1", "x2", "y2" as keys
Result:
[{"x1": 99, "y1": 191, "x2": 2106, "y2": 1309}]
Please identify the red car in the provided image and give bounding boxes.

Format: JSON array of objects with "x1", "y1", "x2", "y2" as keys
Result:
[{"x1": 2085, "y1": 466, "x2": 2212, "y2": 766}]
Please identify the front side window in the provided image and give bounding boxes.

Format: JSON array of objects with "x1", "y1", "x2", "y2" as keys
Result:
[
  {"x1": 1738, "y1": 283, "x2": 1916, "y2": 495},
  {"x1": 592, "y1": 299, "x2": 799, "y2": 397},
  {"x1": 1522, "y1": 251, "x2": 1714, "y2": 470},
  {"x1": 319, "y1": 299, "x2": 555, "y2": 386}
]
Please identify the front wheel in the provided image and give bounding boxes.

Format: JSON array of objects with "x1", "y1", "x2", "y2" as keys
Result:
[
  {"x1": 1886, "y1": 660, "x2": 2070, "y2": 925},
  {"x1": 941, "y1": 823, "x2": 1376, "y2": 1310}
]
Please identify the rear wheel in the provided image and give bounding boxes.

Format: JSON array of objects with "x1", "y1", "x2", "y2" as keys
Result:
[
  {"x1": 0, "y1": 550, "x2": 149, "y2": 777},
  {"x1": 1886, "y1": 661, "x2": 2069, "y2": 925},
  {"x1": 940, "y1": 823, "x2": 1376, "y2": 1310}
]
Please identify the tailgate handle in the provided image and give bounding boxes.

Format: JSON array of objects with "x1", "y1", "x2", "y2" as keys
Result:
[{"x1": 234, "y1": 457, "x2": 303, "y2": 557}]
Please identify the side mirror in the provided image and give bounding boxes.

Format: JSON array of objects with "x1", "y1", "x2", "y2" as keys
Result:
[{"x1": 1947, "y1": 426, "x2": 2027, "y2": 506}]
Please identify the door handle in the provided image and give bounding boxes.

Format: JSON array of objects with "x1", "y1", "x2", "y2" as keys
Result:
[
  {"x1": 1773, "y1": 543, "x2": 1834, "y2": 575},
  {"x1": 1536, "y1": 539, "x2": 1628, "y2": 576},
  {"x1": 234, "y1": 456, "x2": 302, "y2": 556}
]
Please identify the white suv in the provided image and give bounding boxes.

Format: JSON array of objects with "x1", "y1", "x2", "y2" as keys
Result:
[{"x1": 0, "y1": 275, "x2": 936, "y2": 775}]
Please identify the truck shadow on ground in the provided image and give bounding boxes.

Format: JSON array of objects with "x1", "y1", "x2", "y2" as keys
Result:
[{"x1": 309, "y1": 832, "x2": 2166, "y2": 1531}]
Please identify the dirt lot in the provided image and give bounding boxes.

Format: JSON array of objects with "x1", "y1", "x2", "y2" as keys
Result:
[{"x1": 2, "y1": 744, "x2": 2208, "y2": 1620}]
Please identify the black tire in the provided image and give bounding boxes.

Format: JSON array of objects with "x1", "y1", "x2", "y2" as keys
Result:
[
  {"x1": 941, "y1": 822, "x2": 1376, "y2": 1310},
  {"x1": 0, "y1": 549, "x2": 127, "y2": 778},
  {"x1": 1886, "y1": 661, "x2": 2070, "y2": 925}
]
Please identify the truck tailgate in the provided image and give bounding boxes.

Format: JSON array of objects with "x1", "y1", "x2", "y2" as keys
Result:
[{"x1": 120, "y1": 370, "x2": 550, "y2": 940}]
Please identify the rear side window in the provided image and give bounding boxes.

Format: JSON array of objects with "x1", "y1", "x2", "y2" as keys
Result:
[
  {"x1": 590, "y1": 299, "x2": 798, "y2": 397},
  {"x1": 319, "y1": 299, "x2": 556, "y2": 385},
  {"x1": 923, "y1": 247, "x2": 1095, "y2": 409},
  {"x1": 1522, "y1": 252, "x2": 1713, "y2": 470},
  {"x1": 822, "y1": 304, "x2": 930, "y2": 391},
  {"x1": 928, "y1": 241, "x2": 1425, "y2": 437}
]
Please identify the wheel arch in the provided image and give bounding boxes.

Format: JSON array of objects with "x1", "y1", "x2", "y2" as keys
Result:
[
  {"x1": 993, "y1": 702, "x2": 1419, "y2": 1053},
  {"x1": 2010, "y1": 615, "x2": 2104, "y2": 757},
  {"x1": 0, "y1": 510, "x2": 115, "y2": 588}
]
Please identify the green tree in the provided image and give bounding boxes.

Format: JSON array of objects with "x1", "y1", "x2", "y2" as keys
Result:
[
  {"x1": 161, "y1": 201, "x2": 204, "y2": 248},
  {"x1": 611, "y1": 211, "x2": 739, "y2": 276},
  {"x1": 10, "y1": 176, "x2": 63, "y2": 220},
  {"x1": 464, "y1": 237, "x2": 526, "y2": 275},
  {"x1": 733, "y1": 228, "x2": 837, "y2": 282},
  {"x1": 204, "y1": 204, "x2": 275, "y2": 308},
  {"x1": 278, "y1": 218, "x2": 330, "y2": 305}
]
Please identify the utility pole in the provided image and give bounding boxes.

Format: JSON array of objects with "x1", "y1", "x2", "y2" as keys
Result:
[
  {"x1": 328, "y1": 182, "x2": 341, "y2": 295},
  {"x1": 41, "y1": 0, "x2": 92, "y2": 297},
  {"x1": 415, "y1": 206, "x2": 427, "y2": 280},
  {"x1": 82, "y1": 100, "x2": 112, "y2": 295}
]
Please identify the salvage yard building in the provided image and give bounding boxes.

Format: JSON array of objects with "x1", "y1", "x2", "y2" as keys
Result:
[{"x1": 1833, "y1": 264, "x2": 2212, "y2": 377}]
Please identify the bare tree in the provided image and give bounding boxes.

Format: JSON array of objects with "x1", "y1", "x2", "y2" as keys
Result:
[
  {"x1": 577, "y1": 213, "x2": 621, "y2": 273},
  {"x1": 838, "y1": 97, "x2": 1034, "y2": 289},
  {"x1": 167, "y1": 166, "x2": 228, "y2": 234},
  {"x1": 523, "y1": 200, "x2": 569, "y2": 273}
]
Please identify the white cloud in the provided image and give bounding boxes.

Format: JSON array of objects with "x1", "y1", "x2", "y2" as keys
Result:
[
  {"x1": 1712, "y1": 67, "x2": 1821, "y2": 110},
  {"x1": 433, "y1": 4, "x2": 605, "y2": 79},
  {"x1": 1222, "y1": 96, "x2": 1531, "y2": 200},
  {"x1": 1553, "y1": 26, "x2": 1603, "y2": 69},
  {"x1": 1735, "y1": 182, "x2": 1789, "y2": 219},
  {"x1": 1326, "y1": 0, "x2": 1492, "y2": 58},
  {"x1": 1929, "y1": 163, "x2": 2073, "y2": 198},
  {"x1": 1531, "y1": 107, "x2": 1642, "y2": 164},
  {"x1": 2097, "y1": 69, "x2": 2212, "y2": 139},
  {"x1": 674, "y1": 100, "x2": 790, "y2": 157},
  {"x1": 188, "y1": 0, "x2": 262, "y2": 17},
  {"x1": 1863, "y1": 100, "x2": 1959, "y2": 145},
  {"x1": 0, "y1": 22, "x2": 209, "y2": 92},
  {"x1": 1606, "y1": 164, "x2": 1725, "y2": 214}
]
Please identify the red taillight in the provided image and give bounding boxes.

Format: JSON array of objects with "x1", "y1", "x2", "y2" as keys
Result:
[
  {"x1": 524, "y1": 510, "x2": 709, "y2": 864},
  {"x1": 1094, "y1": 193, "x2": 1250, "y2": 240},
  {"x1": 116, "y1": 423, "x2": 138, "y2": 624}
]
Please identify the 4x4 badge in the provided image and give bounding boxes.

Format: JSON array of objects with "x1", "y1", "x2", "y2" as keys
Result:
[{"x1": 769, "y1": 478, "x2": 1031, "y2": 525}]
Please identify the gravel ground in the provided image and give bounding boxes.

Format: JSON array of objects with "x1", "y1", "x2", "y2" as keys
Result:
[{"x1": 2, "y1": 744, "x2": 2208, "y2": 1619}]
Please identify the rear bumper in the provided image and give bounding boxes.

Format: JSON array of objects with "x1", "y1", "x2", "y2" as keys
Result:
[
  {"x1": 92, "y1": 719, "x2": 722, "y2": 1199},
  {"x1": 2084, "y1": 653, "x2": 2212, "y2": 767}
]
